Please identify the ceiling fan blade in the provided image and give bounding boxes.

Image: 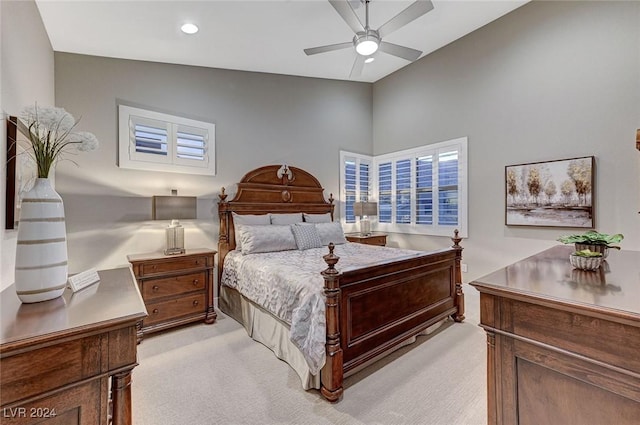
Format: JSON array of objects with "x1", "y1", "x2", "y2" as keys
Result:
[
  {"x1": 304, "y1": 42, "x2": 353, "y2": 56},
  {"x1": 349, "y1": 55, "x2": 366, "y2": 78},
  {"x1": 377, "y1": 0, "x2": 434, "y2": 38},
  {"x1": 379, "y1": 41, "x2": 422, "y2": 62},
  {"x1": 329, "y1": 0, "x2": 365, "y2": 33}
]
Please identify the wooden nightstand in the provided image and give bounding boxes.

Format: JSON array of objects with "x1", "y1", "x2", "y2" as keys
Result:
[
  {"x1": 128, "y1": 248, "x2": 216, "y2": 342},
  {"x1": 345, "y1": 232, "x2": 387, "y2": 247}
]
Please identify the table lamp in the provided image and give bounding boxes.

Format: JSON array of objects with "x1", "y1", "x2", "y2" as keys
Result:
[
  {"x1": 152, "y1": 192, "x2": 197, "y2": 255},
  {"x1": 353, "y1": 201, "x2": 378, "y2": 236}
]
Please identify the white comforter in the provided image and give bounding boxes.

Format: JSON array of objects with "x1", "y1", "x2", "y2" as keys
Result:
[{"x1": 220, "y1": 243, "x2": 424, "y2": 374}]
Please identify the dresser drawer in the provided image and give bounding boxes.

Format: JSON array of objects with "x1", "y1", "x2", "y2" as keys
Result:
[
  {"x1": 144, "y1": 293, "x2": 206, "y2": 325},
  {"x1": 142, "y1": 272, "x2": 206, "y2": 300},
  {"x1": 1, "y1": 335, "x2": 102, "y2": 405},
  {"x1": 141, "y1": 256, "x2": 208, "y2": 276}
]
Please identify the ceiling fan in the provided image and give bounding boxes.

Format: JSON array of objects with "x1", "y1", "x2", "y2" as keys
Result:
[{"x1": 304, "y1": 0, "x2": 434, "y2": 78}]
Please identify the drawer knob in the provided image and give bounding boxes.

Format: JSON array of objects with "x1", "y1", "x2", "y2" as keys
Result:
[
  {"x1": 152, "y1": 285, "x2": 159, "y2": 291},
  {"x1": 152, "y1": 308, "x2": 159, "y2": 314},
  {"x1": 193, "y1": 279, "x2": 199, "y2": 286},
  {"x1": 195, "y1": 260, "x2": 200, "y2": 265},
  {"x1": 193, "y1": 300, "x2": 199, "y2": 307}
]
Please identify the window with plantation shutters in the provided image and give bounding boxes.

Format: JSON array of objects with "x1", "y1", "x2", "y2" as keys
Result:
[
  {"x1": 340, "y1": 152, "x2": 371, "y2": 227},
  {"x1": 118, "y1": 105, "x2": 215, "y2": 175},
  {"x1": 339, "y1": 137, "x2": 467, "y2": 237}
]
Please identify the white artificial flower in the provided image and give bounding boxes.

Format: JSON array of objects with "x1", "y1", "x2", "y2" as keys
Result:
[
  {"x1": 19, "y1": 103, "x2": 99, "y2": 177},
  {"x1": 73, "y1": 131, "x2": 99, "y2": 152},
  {"x1": 21, "y1": 104, "x2": 75, "y2": 133}
]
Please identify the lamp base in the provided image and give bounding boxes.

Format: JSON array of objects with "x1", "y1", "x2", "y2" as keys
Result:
[
  {"x1": 164, "y1": 247, "x2": 186, "y2": 256},
  {"x1": 359, "y1": 217, "x2": 371, "y2": 236}
]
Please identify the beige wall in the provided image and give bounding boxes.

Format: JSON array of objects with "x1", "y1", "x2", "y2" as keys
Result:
[
  {"x1": 1, "y1": 0, "x2": 55, "y2": 290},
  {"x1": 3, "y1": 1, "x2": 639, "y2": 288},
  {"x1": 373, "y1": 0, "x2": 640, "y2": 281},
  {"x1": 54, "y1": 54, "x2": 372, "y2": 273}
]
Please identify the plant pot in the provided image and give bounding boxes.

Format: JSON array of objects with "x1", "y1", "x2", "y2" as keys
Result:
[
  {"x1": 569, "y1": 253, "x2": 603, "y2": 271},
  {"x1": 14, "y1": 178, "x2": 68, "y2": 303},
  {"x1": 575, "y1": 243, "x2": 609, "y2": 258}
]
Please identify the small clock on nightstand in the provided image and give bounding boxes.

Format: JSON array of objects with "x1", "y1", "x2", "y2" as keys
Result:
[{"x1": 345, "y1": 232, "x2": 387, "y2": 247}]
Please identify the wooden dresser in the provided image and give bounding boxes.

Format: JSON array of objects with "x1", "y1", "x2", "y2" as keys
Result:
[
  {"x1": 128, "y1": 248, "x2": 216, "y2": 342},
  {"x1": 471, "y1": 245, "x2": 640, "y2": 425},
  {"x1": 345, "y1": 232, "x2": 387, "y2": 246},
  {"x1": 0, "y1": 267, "x2": 147, "y2": 425}
]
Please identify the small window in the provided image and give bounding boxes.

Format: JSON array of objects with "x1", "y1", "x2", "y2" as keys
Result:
[{"x1": 118, "y1": 105, "x2": 215, "y2": 175}]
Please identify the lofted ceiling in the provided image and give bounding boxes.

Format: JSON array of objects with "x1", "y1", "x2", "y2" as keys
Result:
[{"x1": 36, "y1": 0, "x2": 528, "y2": 83}]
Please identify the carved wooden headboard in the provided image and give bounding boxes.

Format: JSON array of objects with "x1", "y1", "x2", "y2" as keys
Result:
[{"x1": 217, "y1": 164, "x2": 334, "y2": 278}]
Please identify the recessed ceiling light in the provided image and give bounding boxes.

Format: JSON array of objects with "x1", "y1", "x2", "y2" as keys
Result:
[
  {"x1": 181, "y1": 23, "x2": 199, "y2": 35},
  {"x1": 364, "y1": 57, "x2": 375, "y2": 64}
]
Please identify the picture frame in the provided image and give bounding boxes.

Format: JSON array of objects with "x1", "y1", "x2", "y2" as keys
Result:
[
  {"x1": 505, "y1": 156, "x2": 595, "y2": 228},
  {"x1": 5, "y1": 116, "x2": 37, "y2": 230}
]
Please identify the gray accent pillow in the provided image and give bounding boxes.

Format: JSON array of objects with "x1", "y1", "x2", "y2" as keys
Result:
[
  {"x1": 270, "y1": 213, "x2": 303, "y2": 225},
  {"x1": 232, "y1": 212, "x2": 271, "y2": 250},
  {"x1": 303, "y1": 213, "x2": 332, "y2": 223},
  {"x1": 315, "y1": 222, "x2": 347, "y2": 246},
  {"x1": 290, "y1": 223, "x2": 323, "y2": 250},
  {"x1": 237, "y1": 225, "x2": 297, "y2": 255}
]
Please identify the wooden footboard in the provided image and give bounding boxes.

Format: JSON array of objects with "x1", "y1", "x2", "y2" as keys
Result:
[{"x1": 320, "y1": 231, "x2": 465, "y2": 402}]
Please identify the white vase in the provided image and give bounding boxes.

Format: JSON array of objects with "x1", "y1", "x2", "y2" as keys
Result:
[{"x1": 14, "y1": 178, "x2": 68, "y2": 303}]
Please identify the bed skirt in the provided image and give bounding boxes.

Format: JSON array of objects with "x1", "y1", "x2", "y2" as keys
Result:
[
  {"x1": 219, "y1": 284, "x2": 447, "y2": 390},
  {"x1": 220, "y1": 285, "x2": 321, "y2": 389}
]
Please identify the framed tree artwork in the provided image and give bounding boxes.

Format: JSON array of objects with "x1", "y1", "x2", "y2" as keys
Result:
[{"x1": 505, "y1": 156, "x2": 595, "y2": 228}]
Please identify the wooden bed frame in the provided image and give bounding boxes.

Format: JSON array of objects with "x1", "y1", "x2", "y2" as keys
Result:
[{"x1": 218, "y1": 165, "x2": 465, "y2": 402}]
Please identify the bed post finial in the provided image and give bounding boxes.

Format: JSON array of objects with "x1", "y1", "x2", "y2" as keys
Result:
[
  {"x1": 323, "y1": 243, "x2": 339, "y2": 272},
  {"x1": 321, "y1": 243, "x2": 343, "y2": 402},
  {"x1": 451, "y1": 229, "x2": 462, "y2": 249},
  {"x1": 219, "y1": 187, "x2": 228, "y2": 202},
  {"x1": 451, "y1": 229, "x2": 465, "y2": 323},
  {"x1": 328, "y1": 193, "x2": 334, "y2": 204}
]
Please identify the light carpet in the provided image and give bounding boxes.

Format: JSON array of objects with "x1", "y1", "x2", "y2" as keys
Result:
[{"x1": 132, "y1": 283, "x2": 486, "y2": 425}]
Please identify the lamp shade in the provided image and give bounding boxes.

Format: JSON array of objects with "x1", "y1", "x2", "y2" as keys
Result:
[
  {"x1": 152, "y1": 196, "x2": 197, "y2": 220},
  {"x1": 353, "y1": 201, "x2": 378, "y2": 217}
]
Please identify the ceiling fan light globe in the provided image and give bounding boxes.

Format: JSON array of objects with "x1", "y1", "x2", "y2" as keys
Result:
[{"x1": 356, "y1": 40, "x2": 379, "y2": 56}]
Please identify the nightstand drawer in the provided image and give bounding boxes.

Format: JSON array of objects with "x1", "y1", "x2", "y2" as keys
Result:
[
  {"x1": 345, "y1": 233, "x2": 387, "y2": 246},
  {"x1": 144, "y1": 293, "x2": 206, "y2": 326},
  {"x1": 141, "y1": 256, "x2": 208, "y2": 276},
  {"x1": 360, "y1": 235, "x2": 386, "y2": 246},
  {"x1": 142, "y1": 272, "x2": 205, "y2": 300}
]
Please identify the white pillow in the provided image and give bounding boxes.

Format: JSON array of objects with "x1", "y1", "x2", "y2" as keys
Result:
[
  {"x1": 270, "y1": 213, "x2": 303, "y2": 225},
  {"x1": 303, "y1": 212, "x2": 332, "y2": 223},
  {"x1": 232, "y1": 212, "x2": 270, "y2": 250},
  {"x1": 290, "y1": 223, "x2": 323, "y2": 250},
  {"x1": 237, "y1": 225, "x2": 297, "y2": 255},
  {"x1": 315, "y1": 222, "x2": 347, "y2": 246}
]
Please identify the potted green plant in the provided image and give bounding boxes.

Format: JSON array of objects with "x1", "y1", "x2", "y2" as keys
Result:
[
  {"x1": 569, "y1": 249, "x2": 604, "y2": 271},
  {"x1": 557, "y1": 230, "x2": 624, "y2": 258}
]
